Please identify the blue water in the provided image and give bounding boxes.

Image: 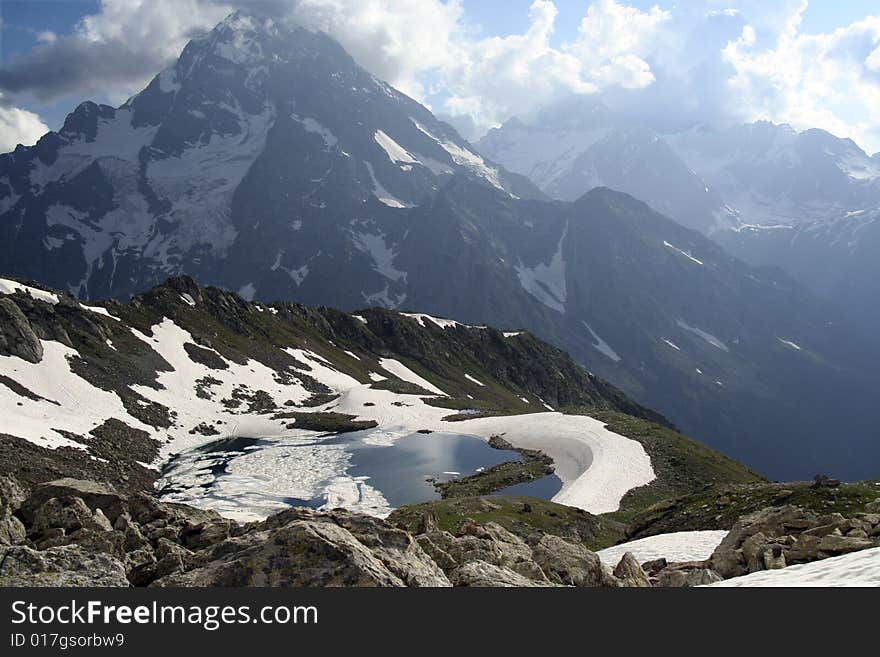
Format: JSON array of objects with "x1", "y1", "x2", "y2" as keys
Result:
[
  {"x1": 491, "y1": 473, "x2": 563, "y2": 499},
  {"x1": 159, "y1": 430, "x2": 560, "y2": 516},
  {"x1": 343, "y1": 431, "x2": 521, "y2": 507}
]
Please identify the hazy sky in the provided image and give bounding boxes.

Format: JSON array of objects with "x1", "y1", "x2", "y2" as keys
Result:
[{"x1": 2, "y1": 1, "x2": 880, "y2": 153}]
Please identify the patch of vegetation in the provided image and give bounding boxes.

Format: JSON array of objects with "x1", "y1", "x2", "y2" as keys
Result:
[
  {"x1": 572, "y1": 410, "x2": 765, "y2": 523},
  {"x1": 297, "y1": 392, "x2": 340, "y2": 408},
  {"x1": 189, "y1": 422, "x2": 221, "y2": 437},
  {"x1": 183, "y1": 342, "x2": 228, "y2": 370},
  {"x1": 0, "y1": 430, "x2": 158, "y2": 493},
  {"x1": 194, "y1": 376, "x2": 222, "y2": 400},
  {"x1": 436, "y1": 461, "x2": 553, "y2": 498},
  {"x1": 388, "y1": 495, "x2": 625, "y2": 551},
  {"x1": 369, "y1": 377, "x2": 435, "y2": 396},
  {"x1": 271, "y1": 411, "x2": 378, "y2": 434},
  {"x1": 425, "y1": 397, "x2": 509, "y2": 411},
  {"x1": 121, "y1": 393, "x2": 173, "y2": 429},
  {"x1": 422, "y1": 396, "x2": 523, "y2": 420},
  {"x1": 229, "y1": 387, "x2": 277, "y2": 414},
  {"x1": 87, "y1": 419, "x2": 160, "y2": 465},
  {"x1": 625, "y1": 480, "x2": 880, "y2": 540},
  {"x1": 436, "y1": 435, "x2": 554, "y2": 498}
]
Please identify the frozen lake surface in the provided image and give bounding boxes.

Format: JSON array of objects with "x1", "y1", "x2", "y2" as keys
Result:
[{"x1": 158, "y1": 429, "x2": 559, "y2": 521}]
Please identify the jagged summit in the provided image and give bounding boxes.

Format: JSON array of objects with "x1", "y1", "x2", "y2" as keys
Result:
[{"x1": 0, "y1": 10, "x2": 539, "y2": 301}]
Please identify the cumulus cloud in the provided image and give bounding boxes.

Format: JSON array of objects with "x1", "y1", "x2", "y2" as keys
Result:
[
  {"x1": 723, "y1": 2, "x2": 880, "y2": 151},
  {"x1": 286, "y1": 0, "x2": 466, "y2": 102},
  {"x1": 3, "y1": 0, "x2": 880, "y2": 151},
  {"x1": 0, "y1": 0, "x2": 234, "y2": 103},
  {"x1": 0, "y1": 104, "x2": 49, "y2": 152},
  {"x1": 565, "y1": 0, "x2": 670, "y2": 89},
  {"x1": 0, "y1": 0, "x2": 669, "y2": 137}
]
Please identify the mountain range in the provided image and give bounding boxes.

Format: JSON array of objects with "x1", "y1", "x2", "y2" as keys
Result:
[
  {"x1": 1, "y1": 9, "x2": 878, "y2": 480},
  {"x1": 480, "y1": 99, "x2": 880, "y2": 337}
]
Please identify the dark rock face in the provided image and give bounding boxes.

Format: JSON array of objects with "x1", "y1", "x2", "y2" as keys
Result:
[
  {"x1": 0, "y1": 298, "x2": 43, "y2": 363},
  {"x1": 708, "y1": 503, "x2": 880, "y2": 579},
  {"x1": 154, "y1": 520, "x2": 440, "y2": 588},
  {"x1": 20, "y1": 478, "x2": 126, "y2": 525},
  {"x1": 3, "y1": 474, "x2": 877, "y2": 587},
  {"x1": 612, "y1": 552, "x2": 652, "y2": 588},
  {"x1": 0, "y1": 475, "x2": 655, "y2": 588},
  {"x1": 0, "y1": 544, "x2": 129, "y2": 587},
  {"x1": 0, "y1": 476, "x2": 27, "y2": 545}
]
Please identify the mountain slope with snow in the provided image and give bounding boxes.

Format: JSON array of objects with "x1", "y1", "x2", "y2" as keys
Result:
[
  {"x1": 0, "y1": 275, "x2": 689, "y2": 519},
  {"x1": 389, "y1": 181, "x2": 880, "y2": 480},
  {"x1": 667, "y1": 122, "x2": 880, "y2": 228},
  {"x1": 1, "y1": 10, "x2": 878, "y2": 480},
  {"x1": 0, "y1": 9, "x2": 540, "y2": 302},
  {"x1": 717, "y1": 208, "x2": 880, "y2": 335},
  {"x1": 478, "y1": 99, "x2": 738, "y2": 235}
]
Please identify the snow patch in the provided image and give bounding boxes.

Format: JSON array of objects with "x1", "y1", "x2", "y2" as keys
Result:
[
  {"x1": 597, "y1": 531, "x2": 728, "y2": 566},
  {"x1": 411, "y1": 119, "x2": 504, "y2": 190},
  {"x1": 292, "y1": 114, "x2": 338, "y2": 151},
  {"x1": 464, "y1": 374, "x2": 485, "y2": 387},
  {"x1": 373, "y1": 129, "x2": 418, "y2": 165},
  {"x1": 400, "y1": 313, "x2": 459, "y2": 329},
  {"x1": 582, "y1": 322, "x2": 622, "y2": 362},
  {"x1": 0, "y1": 278, "x2": 59, "y2": 305},
  {"x1": 516, "y1": 225, "x2": 568, "y2": 313},
  {"x1": 664, "y1": 241, "x2": 704, "y2": 266},
  {"x1": 81, "y1": 304, "x2": 119, "y2": 320},
  {"x1": 0, "y1": 341, "x2": 149, "y2": 450},
  {"x1": 378, "y1": 358, "x2": 447, "y2": 396},
  {"x1": 362, "y1": 284, "x2": 406, "y2": 309},
  {"x1": 676, "y1": 319, "x2": 729, "y2": 352},
  {"x1": 712, "y1": 547, "x2": 880, "y2": 587},
  {"x1": 363, "y1": 161, "x2": 410, "y2": 208},
  {"x1": 351, "y1": 230, "x2": 407, "y2": 283}
]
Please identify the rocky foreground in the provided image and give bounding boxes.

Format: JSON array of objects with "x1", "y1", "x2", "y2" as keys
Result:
[{"x1": 1, "y1": 476, "x2": 878, "y2": 588}]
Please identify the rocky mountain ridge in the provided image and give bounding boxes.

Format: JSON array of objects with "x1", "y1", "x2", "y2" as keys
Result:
[{"x1": 2, "y1": 476, "x2": 878, "y2": 588}]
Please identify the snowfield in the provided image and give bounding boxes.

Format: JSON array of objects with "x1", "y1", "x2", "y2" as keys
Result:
[
  {"x1": 596, "y1": 531, "x2": 728, "y2": 566},
  {"x1": 0, "y1": 305, "x2": 657, "y2": 518},
  {"x1": 711, "y1": 548, "x2": 880, "y2": 587}
]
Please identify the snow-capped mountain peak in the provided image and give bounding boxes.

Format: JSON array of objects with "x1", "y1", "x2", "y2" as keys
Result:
[{"x1": 0, "y1": 9, "x2": 537, "y2": 301}]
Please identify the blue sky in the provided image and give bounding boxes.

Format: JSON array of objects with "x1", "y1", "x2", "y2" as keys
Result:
[
  {"x1": 2, "y1": 1, "x2": 880, "y2": 152},
  {"x1": 4, "y1": 1, "x2": 878, "y2": 52},
  {"x1": 451, "y1": 1, "x2": 880, "y2": 42}
]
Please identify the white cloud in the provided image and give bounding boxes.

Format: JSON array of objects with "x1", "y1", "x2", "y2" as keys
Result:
[
  {"x1": 565, "y1": 0, "x2": 670, "y2": 89},
  {"x1": 287, "y1": 0, "x2": 466, "y2": 102},
  {"x1": 4, "y1": 0, "x2": 880, "y2": 151},
  {"x1": 36, "y1": 31, "x2": 58, "y2": 45},
  {"x1": 0, "y1": 105, "x2": 49, "y2": 151},
  {"x1": 723, "y1": 2, "x2": 880, "y2": 151},
  {"x1": 0, "y1": 0, "x2": 234, "y2": 103},
  {"x1": 0, "y1": 0, "x2": 671, "y2": 140}
]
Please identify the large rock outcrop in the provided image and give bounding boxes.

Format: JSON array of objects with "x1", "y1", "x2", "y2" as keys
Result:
[{"x1": 0, "y1": 544, "x2": 129, "y2": 587}]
